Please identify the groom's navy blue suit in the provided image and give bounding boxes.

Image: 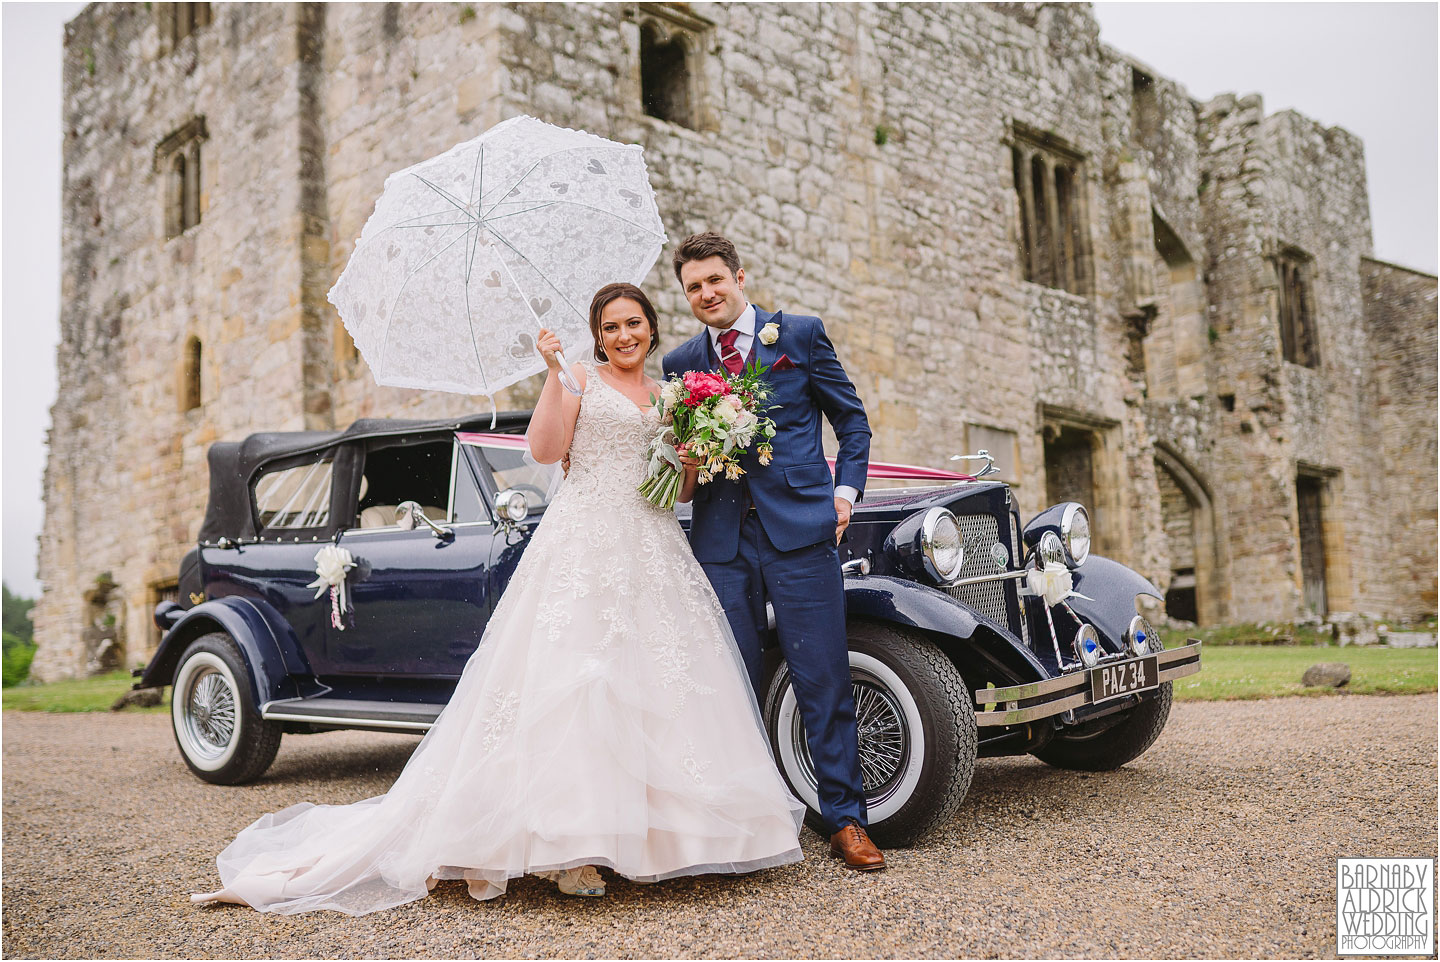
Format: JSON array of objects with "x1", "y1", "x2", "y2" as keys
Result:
[{"x1": 663, "y1": 307, "x2": 871, "y2": 833}]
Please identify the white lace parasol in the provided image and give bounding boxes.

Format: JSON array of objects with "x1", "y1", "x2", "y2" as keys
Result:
[{"x1": 328, "y1": 115, "x2": 668, "y2": 399}]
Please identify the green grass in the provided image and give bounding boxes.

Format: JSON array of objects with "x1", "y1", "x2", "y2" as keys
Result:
[
  {"x1": 1, "y1": 671, "x2": 170, "y2": 714},
  {"x1": 1173, "y1": 644, "x2": 1437, "y2": 701}
]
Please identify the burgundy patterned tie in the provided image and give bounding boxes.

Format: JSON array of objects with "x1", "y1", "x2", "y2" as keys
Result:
[{"x1": 717, "y1": 328, "x2": 744, "y2": 375}]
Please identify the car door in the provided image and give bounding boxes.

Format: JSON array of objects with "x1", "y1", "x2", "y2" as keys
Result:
[
  {"x1": 321, "y1": 436, "x2": 499, "y2": 684},
  {"x1": 455, "y1": 433, "x2": 562, "y2": 613}
]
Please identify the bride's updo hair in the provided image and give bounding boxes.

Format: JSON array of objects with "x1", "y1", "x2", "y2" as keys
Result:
[{"x1": 588, "y1": 282, "x2": 660, "y2": 362}]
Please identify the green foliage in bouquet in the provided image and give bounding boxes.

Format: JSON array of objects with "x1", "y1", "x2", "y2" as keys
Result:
[{"x1": 638, "y1": 362, "x2": 779, "y2": 509}]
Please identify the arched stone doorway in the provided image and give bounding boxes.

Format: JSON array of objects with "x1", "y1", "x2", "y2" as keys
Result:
[{"x1": 1154, "y1": 444, "x2": 1222, "y2": 625}]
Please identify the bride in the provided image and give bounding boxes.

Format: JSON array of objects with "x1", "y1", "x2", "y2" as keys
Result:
[{"x1": 191, "y1": 282, "x2": 805, "y2": 915}]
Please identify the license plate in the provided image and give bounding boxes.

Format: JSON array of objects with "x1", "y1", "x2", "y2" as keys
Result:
[{"x1": 1090, "y1": 656, "x2": 1159, "y2": 703}]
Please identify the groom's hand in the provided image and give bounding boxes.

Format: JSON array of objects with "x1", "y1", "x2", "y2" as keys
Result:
[{"x1": 834, "y1": 496, "x2": 852, "y2": 544}]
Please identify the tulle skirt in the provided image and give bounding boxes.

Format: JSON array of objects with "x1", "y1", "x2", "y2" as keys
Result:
[{"x1": 193, "y1": 482, "x2": 805, "y2": 915}]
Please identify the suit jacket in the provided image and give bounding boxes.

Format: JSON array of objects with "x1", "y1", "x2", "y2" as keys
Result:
[{"x1": 662, "y1": 307, "x2": 871, "y2": 562}]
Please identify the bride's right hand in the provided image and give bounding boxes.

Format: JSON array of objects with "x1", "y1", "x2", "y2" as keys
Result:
[{"x1": 536, "y1": 328, "x2": 562, "y2": 372}]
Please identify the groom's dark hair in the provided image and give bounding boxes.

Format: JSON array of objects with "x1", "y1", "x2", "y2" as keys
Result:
[{"x1": 672, "y1": 232, "x2": 742, "y2": 282}]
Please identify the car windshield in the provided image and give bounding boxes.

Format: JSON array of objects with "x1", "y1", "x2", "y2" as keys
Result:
[{"x1": 461, "y1": 435, "x2": 563, "y2": 512}]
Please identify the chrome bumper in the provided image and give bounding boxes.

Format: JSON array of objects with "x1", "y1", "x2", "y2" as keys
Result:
[{"x1": 974, "y1": 640, "x2": 1201, "y2": 727}]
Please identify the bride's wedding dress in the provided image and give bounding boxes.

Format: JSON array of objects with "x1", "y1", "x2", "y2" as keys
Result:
[{"x1": 192, "y1": 361, "x2": 805, "y2": 915}]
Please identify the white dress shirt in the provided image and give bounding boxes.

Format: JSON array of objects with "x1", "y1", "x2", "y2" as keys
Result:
[{"x1": 712, "y1": 304, "x2": 858, "y2": 507}]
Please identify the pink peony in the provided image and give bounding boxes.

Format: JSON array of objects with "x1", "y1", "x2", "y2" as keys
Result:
[
  {"x1": 682, "y1": 370, "x2": 730, "y2": 406},
  {"x1": 725, "y1": 394, "x2": 745, "y2": 412}
]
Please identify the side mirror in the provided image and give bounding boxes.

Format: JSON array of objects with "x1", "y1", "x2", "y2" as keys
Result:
[
  {"x1": 493, "y1": 489, "x2": 530, "y2": 524},
  {"x1": 396, "y1": 500, "x2": 453, "y2": 539}
]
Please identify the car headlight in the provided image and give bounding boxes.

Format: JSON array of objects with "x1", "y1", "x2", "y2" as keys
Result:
[
  {"x1": 1075, "y1": 623, "x2": 1102, "y2": 668},
  {"x1": 920, "y1": 508, "x2": 965, "y2": 583},
  {"x1": 1061, "y1": 503, "x2": 1090, "y2": 566}
]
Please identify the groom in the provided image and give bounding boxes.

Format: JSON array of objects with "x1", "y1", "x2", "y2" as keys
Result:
[{"x1": 663, "y1": 232, "x2": 884, "y2": 871}]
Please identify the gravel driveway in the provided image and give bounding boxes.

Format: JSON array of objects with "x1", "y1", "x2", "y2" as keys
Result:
[{"x1": 4, "y1": 694, "x2": 1435, "y2": 959}]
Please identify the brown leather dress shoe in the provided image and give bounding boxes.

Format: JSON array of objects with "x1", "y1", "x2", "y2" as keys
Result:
[{"x1": 829, "y1": 822, "x2": 886, "y2": 871}]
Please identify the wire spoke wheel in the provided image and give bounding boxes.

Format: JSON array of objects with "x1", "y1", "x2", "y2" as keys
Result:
[
  {"x1": 766, "y1": 624, "x2": 976, "y2": 847},
  {"x1": 792, "y1": 672, "x2": 912, "y2": 802},
  {"x1": 181, "y1": 665, "x2": 237, "y2": 760}
]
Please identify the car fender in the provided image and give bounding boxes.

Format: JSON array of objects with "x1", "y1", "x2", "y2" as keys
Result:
[
  {"x1": 845, "y1": 575, "x2": 1049, "y2": 684},
  {"x1": 139, "y1": 597, "x2": 316, "y2": 706},
  {"x1": 1067, "y1": 555, "x2": 1163, "y2": 644}
]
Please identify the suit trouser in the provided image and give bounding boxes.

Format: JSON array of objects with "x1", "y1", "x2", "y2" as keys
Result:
[{"x1": 700, "y1": 511, "x2": 867, "y2": 833}]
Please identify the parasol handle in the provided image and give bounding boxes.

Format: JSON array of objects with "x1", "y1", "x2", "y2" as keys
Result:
[{"x1": 553, "y1": 350, "x2": 584, "y2": 396}]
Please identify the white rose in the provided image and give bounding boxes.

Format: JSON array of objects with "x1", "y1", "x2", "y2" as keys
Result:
[
  {"x1": 661, "y1": 379, "x2": 686, "y2": 406},
  {"x1": 758, "y1": 322, "x2": 780, "y2": 345}
]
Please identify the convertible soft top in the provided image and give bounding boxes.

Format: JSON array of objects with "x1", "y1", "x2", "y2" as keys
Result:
[{"x1": 198, "y1": 412, "x2": 530, "y2": 543}]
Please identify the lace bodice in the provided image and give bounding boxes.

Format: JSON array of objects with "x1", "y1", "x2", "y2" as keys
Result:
[{"x1": 557, "y1": 360, "x2": 662, "y2": 505}]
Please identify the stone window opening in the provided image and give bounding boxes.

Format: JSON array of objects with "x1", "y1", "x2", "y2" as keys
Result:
[
  {"x1": 180, "y1": 335, "x2": 202, "y2": 412},
  {"x1": 1275, "y1": 247, "x2": 1319, "y2": 368},
  {"x1": 1010, "y1": 127, "x2": 1091, "y2": 295},
  {"x1": 166, "y1": 152, "x2": 187, "y2": 239},
  {"x1": 635, "y1": 5, "x2": 711, "y2": 131},
  {"x1": 155, "y1": 117, "x2": 207, "y2": 239}
]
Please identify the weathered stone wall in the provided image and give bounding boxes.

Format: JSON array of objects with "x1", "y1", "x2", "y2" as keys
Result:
[
  {"x1": 35, "y1": 3, "x2": 317, "y2": 680},
  {"x1": 34, "y1": 1, "x2": 1436, "y2": 678},
  {"x1": 1361, "y1": 258, "x2": 1438, "y2": 621}
]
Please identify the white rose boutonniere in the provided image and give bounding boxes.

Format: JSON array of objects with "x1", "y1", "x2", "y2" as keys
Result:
[{"x1": 758, "y1": 321, "x2": 780, "y2": 346}]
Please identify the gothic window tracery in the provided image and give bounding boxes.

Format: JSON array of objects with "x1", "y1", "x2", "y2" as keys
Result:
[
  {"x1": 157, "y1": 2, "x2": 211, "y2": 53},
  {"x1": 1010, "y1": 126, "x2": 1091, "y2": 295},
  {"x1": 155, "y1": 117, "x2": 207, "y2": 239}
]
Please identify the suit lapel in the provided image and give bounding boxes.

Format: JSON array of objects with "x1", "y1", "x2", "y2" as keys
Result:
[{"x1": 677, "y1": 330, "x2": 713, "y2": 373}]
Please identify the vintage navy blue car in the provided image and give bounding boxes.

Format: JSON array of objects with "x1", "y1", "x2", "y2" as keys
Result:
[{"x1": 140, "y1": 413, "x2": 1201, "y2": 845}]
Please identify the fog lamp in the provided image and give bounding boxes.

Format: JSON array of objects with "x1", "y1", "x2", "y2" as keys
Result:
[
  {"x1": 1038, "y1": 531, "x2": 1066, "y2": 570},
  {"x1": 1075, "y1": 623, "x2": 1102, "y2": 668},
  {"x1": 1127, "y1": 615, "x2": 1159, "y2": 656}
]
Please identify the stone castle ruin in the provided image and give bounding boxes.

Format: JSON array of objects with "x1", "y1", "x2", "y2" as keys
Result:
[{"x1": 34, "y1": 2, "x2": 1436, "y2": 679}]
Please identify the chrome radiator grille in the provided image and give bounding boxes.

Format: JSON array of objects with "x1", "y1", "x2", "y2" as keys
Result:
[{"x1": 945, "y1": 514, "x2": 1010, "y2": 628}]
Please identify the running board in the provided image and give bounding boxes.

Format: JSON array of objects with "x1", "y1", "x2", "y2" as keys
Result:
[{"x1": 260, "y1": 697, "x2": 442, "y2": 731}]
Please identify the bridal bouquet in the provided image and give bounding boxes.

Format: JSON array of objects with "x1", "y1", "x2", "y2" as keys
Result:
[{"x1": 638, "y1": 365, "x2": 778, "y2": 509}]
